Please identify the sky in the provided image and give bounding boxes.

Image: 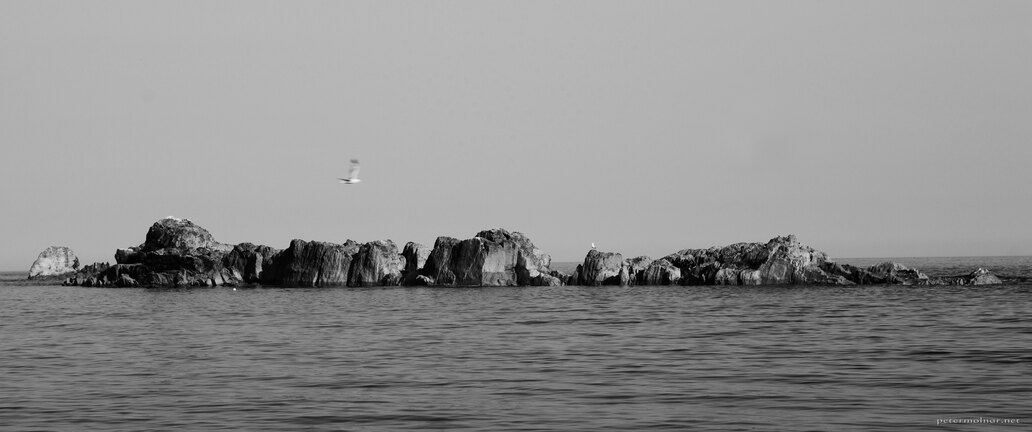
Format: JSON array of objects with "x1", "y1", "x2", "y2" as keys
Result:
[{"x1": 2, "y1": 1, "x2": 1031, "y2": 270}]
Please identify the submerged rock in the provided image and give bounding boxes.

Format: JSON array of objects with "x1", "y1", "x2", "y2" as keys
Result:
[
  {"x1": 29, "y1": 246, "x2": 80, "y2": 279},
  {"x1": 965, "y1": 268, "x2": 1003, "y2": 285}
]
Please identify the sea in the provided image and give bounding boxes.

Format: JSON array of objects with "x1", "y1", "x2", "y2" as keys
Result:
[{"x1": 1, "y1": 256, "x2": 1029, "y2": 431}]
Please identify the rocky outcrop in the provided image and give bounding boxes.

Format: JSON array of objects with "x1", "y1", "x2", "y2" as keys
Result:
[
  {"x1": 923, "y1": 268, "x2": 1004, "y2": 286},
  {"x1": 262, "y1": 239, "x2": 360, "y2": 287},
  {"x1": 577, "y1": 250, "x2": 628, "y2": 286},
  {"x1": 348, "y1": 240, "x2": 404, "y2": 287},
  {"x1": 570, "y1": 235, "x2": 1003, "y2": 287},
  {"x1": 639, "y1": 259, "x2": 681, "y2": 285},
  {"x1": 110, "y1": 217, "x2": 237, "y2": 286},
  {"x1": 401, "y1": 242, "x2": 431, "y2": 285},
  {"x1": 660, "y1": 235, "x2": 848, "y2": 286},
  {"x1": 57, "y1": 217, "x2": 569, "y2": 288},
  {"x1": 420, "y1": 236, "x2": 461, "y2": 286},
  {"x1": 53, "y1": 218, "x2": 1002, "y2": 289},
  {"x1": 964, "y1": 268, "x2": 1003, "y2": 285},
  {"x1": 224, "y1": 243, "x2": 280, "y2": 283},
  {"x1": 28, "y1": 246, "x2": 80, "y2": 279},
  {"x1": 412, "y1": 229, "x2": 565, "y2": 287}
]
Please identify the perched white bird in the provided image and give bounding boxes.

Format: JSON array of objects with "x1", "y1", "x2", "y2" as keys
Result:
[
  {"x1": 591, "y1": 242, "x2": 596, "y2": 249},
  {"x1": 338, "y1": 159, "x2": 362, "y2": 184}
]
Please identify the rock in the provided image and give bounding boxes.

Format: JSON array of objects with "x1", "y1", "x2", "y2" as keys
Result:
[
  {"x1": 625, "y1": 256, "x2": 653, "y2": 285},
  {"x1": 417, "y1": 229, "x2": 562, "y2": 287},
  {"x1": 224, "y1": 243, "x2": 279, "y2": 283},
  {"x1": 348, "y1": 240, "x2": 404, "y2": 287},
  {"x1": 401, "y1": 242, "x2": 431, "y2": 285},
  {"x1": 532, "y1": 273, "x2": 563, "y2": 286},
  {"x1": 661, "y1": 235, "x2": 847, "y2": 285},
  {"x1": 755, "y1": 235, "x2": 825, "y2": 284},
  {"x1": 930, "y1": 268, "x2": 1004, "y2": 286},
  {"x1": 578, "y1": 250, "x2": 628, "y2": 286},
  {"x1": 966, "y1": 268, "x2": 1002, "y2": 285},
  {"x1": 639, "y1": 258, "x2": 681, "y2": 285},
  {"x1": 115, "y1": 247, "x2": 142, "y2": 264},
  {"x1": 569, "y1": 266, "x2": 581, "y2": 286},
  {"x1": 714, "y1": 267, "x2": 742, "y2": 285},
  {"x1": 28, "y1": 246, "x2": 80, "y2": 279},
  {"x1": 421, "y1": 236, "x2": 461, "y2": 285},
  {"x1": 450, "y1": 235, "x2": 519, "y2": 286},
  {"x1": 116, "y1": 274, "x2": 138, "y2": 287},
  {"x1": 263, "y1": 239, "x2": 360, "y2": 287},
  {"x1": 865, "y1": 262, "x2": 929, "y2": 285},
  {"x1": 143, "y1": 216, "x2": 222, "y2": 252}
]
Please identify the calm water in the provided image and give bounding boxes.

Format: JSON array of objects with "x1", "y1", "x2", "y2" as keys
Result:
[{"x1": 1, "y1": 257, "x2": 1030, "y2": 431}]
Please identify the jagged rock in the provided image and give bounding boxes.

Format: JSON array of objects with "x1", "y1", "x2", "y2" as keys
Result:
[
  {"x1": 143, "y1": 216, "x2": 223, "y2": 252},
  {"x1": 422, "y1": 236, "x2": 461, "y2": 285},
  {"x1": 639, "y1": 259, "x2": 682, "y2": 285},
  {"x1": 661, "y1": 235, "x2": 847, "y2": 285},
  {"x1": 401, "y1": 242, "x2": 431, "y2": 285},
  {"x1": 578, "y1": 250, "x2": 628, "y2": 286},
  {"x1": 224, "y1": 243, "x2": 279, "y2": 283},
  {"x1": 865, "y1": 262, "x2": 929, "y2": 285},
  {"x1": 116, "y1": 274, "x2": 138, "y2": 287},
  {"x1": 625, "y1": 256, "x2": 653, "y2": 285},
  {"x1": 418, "y1": 229, "x2": 563, "y2": 287},
  {"x1": 263, "y1": 239, "x2": 360, "y2": 287},
  {"x1": 929, "y1": 268, "x2": 1004, "y2": 286},
  {"x1": 115, "y1": 247, "x2": 142, "y2": 264},
  {"x1": 532, "y1": 273, "x2": 563, "y2": 286},
  {"x1": 756, "y1": 235, "x2": 831, "y2": 284},
  {"x1": 965, "y1": 268, "x2": 1002, "y2": 285},
  {"x1": 450, "y1": 235, "x2": 519, "y2": 286},
  {"x1": 413, "y1": 275, "x2": 435, "y2": 286},
  {"x1": 714, "y1": 267, "x2": 742, "y2": 285},
  {"x1": 28, "y1": 246, "x2": 80, "y2": 279},
  {"x1": 348, "y1": 240, "x2": 404, "y2": 287}
]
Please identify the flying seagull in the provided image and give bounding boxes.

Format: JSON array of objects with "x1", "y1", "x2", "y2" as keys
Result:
[{"x1": 338, "y1": 159, "x2": 362, "y2": 184}]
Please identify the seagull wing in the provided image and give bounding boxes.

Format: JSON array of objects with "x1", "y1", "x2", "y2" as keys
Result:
[{"x1": 347, "y1": 159, "x2": 360, "y2": 180}]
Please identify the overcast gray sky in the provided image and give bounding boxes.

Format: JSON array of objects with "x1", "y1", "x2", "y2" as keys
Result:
[{"x1": 2, "y1": 1, "x2": 1030, "y2": 270}]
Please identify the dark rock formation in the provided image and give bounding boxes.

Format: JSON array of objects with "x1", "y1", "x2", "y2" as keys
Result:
[
  {"x1": 143, "y1": 216, "x2": 223, "y2": 251},
  {"x1": 578, "y1": 250, "x2": 628, "y2": 286},
  {"x1": 28, "y1": 246, "x2": 80, "y2": 279},
  {"x1": 401, "y1": 242, "x2": 431, "y2": 285},
  {"x1": 661, "y1": 235, "x2": 848, "y2": 286},
  {"x1": 54, "y1": 217, "x2": 1002, "y2": 289},
  {"x1": 570, "y1": 235, "x2": 1004, "y2": 287},
  {"x1": 348, "y1": 240, "x2": 404, "y2": 287},
  {"x1": 262, "y1": 239, "x2": 360, "y2": 287},
  {"x1": 420, "y1": 236, "x2": 461, "y2": 286},
  {"x1": 639, "y1": 259, "x2": 681, "y2": 285},
  {"x1": 224, "y1": 243, "x2": 280, "y2": 283},
  {"x1": 415, "y1": 229, "x2": 565, "y2": 287}
]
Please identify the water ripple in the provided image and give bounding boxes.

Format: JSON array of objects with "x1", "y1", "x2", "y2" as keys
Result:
[{"x1": 1, "y1": 274, "x2": 1030, "y2": 430}]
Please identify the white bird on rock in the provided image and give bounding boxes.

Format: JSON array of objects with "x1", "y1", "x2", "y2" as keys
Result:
[{"x1": 338, "y1": 159, "x2": 362, "y2": 184}]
